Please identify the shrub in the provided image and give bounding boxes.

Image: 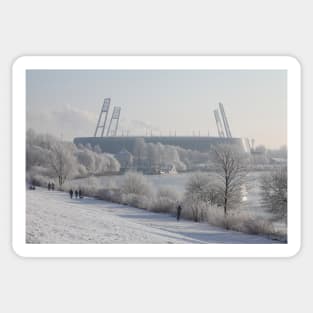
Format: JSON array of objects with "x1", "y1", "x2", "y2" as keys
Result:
[
  {"x1": 183, "y1": 172, "x2": 221, "y2": 222},
  {"x1": 120, "y1": 172, "x2": 154, "y2": 198},
  {"x1": 120, "y1": 193, "x2": 152, "y2": 210},
  {"x1": 152, "y1": 187, "x2": 180, "y2": 213},
  {"x1": 205, "y1": 204, "x2": 226, "y2": 228},
  {"x1": 96, "y1": 188, "x2": 122, "y2": 203},
  {"x1": 180, "y1": 196, "x2": 286, "y2": 241},
  {"x1": 182, "y1": 196, "x2": 209, "y2": 222},
  {"x1": 27, "y1": 173, "x2": 51, "y2": 187},
  {"x1": 260, "y1": 166, "x2": 287, "y2": 221}
]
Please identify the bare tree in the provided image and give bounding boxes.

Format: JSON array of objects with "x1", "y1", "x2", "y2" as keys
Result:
[
  {"x1": 260, "y1": 166, "x2": 287, "y2": 221},
  {"x1": 211, "y1": 144, "x2": 247, "y2": 223}
]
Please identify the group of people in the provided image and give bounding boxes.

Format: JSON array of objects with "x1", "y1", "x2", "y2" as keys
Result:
[
  {"x1": 47, "y1": 182, "x2": 55, "y2": 191},
  {"x1": 69, "y1": 189, "x2": 83, "y2": 199},
  {"x1": 46, "y1": 182, "x2": 83, "y2": 200}
]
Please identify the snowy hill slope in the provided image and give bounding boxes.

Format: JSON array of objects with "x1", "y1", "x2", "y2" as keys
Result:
[{"x1": 26, "y1": 188, "x2": 275, "y2": 244}]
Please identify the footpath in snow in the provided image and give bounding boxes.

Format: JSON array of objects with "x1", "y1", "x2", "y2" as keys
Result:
[{"x1": 26, "y1": 188, "x2": 276, "y2": 244}]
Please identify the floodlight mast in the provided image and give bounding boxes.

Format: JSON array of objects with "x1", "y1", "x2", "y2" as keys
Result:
[
  {"x1": 106, "y1": 106, "x2": 121, "y2": 136},
  {"x1": 219, "y1": 102, "x2": 232, "y2": 138},
  {"x1": 113, "y1": 107, "x2": 121, "y2": 136},
  {"x1": 214, "y1": 109, "x2": 225, "y2": 137},
  {"x1": 94, "y1": 98, "x2": 111, "y2": 137}
]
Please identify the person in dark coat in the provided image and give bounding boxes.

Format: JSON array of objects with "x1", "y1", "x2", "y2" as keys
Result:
[
  {"x1": 78, "y1": 189, "x2": 82, "y2": 199},
  {"x1": 176, "y1": 205, "x2": 182, "y2": 221},
  {"x1": 51, "y1": 182, "x2": 55, "y2": 191},
  {"x1": 75, "y1": 190, "x2": 78, "y2": 199},
  {"x1": 48, "y1": 182, "x2": 51, "y2": 191},
  {"x1": 69, "y1": 189, "x2": 73, "y2": 199}
]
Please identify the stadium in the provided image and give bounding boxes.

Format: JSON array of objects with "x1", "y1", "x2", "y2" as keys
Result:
[{"x1": 73, "y1": 98, "x2": 249, "y2": 154}]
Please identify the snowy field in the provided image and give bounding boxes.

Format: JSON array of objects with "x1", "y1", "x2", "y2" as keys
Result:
[{"x1": 26, "y1": 188, "x2": 276, "y2": 244}]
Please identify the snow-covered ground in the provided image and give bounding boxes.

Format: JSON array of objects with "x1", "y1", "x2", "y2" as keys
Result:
[{"x1": 26, "y1": 188, "x2": 276, "y2": 244}]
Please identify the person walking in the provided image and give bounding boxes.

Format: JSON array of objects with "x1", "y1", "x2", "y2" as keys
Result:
[
  {"x1": 176, "y1": 205, "x2": 182, "y2": 221},
  {"x1": 51, "y1": 182, "x2": 55, "y2": 191},
  {"x1": 75, "y1": 190, "x2": 78, "y2": 199},
  {"x1": 69, "y1": 189, "x2": 73, "y2": 199},
  {"x1": 78, "y1": 189, "x2": 82, "y2": 199},
  {"x1": 48, "y1": 182, "x2": 51, "y2": 191}
]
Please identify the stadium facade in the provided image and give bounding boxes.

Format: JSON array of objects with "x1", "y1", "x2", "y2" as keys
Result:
[
  {"x1": 73, "y1": 136, "x2": 245, "y2": 154},
  {"x1": 75, "y1": 100, "x2": 249, "y2": 155}
]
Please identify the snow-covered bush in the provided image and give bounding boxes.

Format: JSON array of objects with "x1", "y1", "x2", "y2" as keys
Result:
[
  {"x1": 183, "y1": 172, "x2": 221, "y2": 222},
  {"x1": 27, "y1": 173, "x2": 52, "y2": 188},
  {"x1": 96, "y1": 188, "x2": 122, "y2": 203},
  {"x1": 152, "y1": 187, "x2": 180, "y2": 213},
  {"x1": 176, "y1": 147, "x2": 209, "y2": 170},
  {"x1": 225, "y1": 211, "x2": 286, "y2": 241},
  {"x1": 74, "y1": 145, "x2": 120, "y2": 175},
  {"x1": 115, "y1": 149, "x2": 134, "y2": 171},
  {"x1": 185, "y1": 172, "x2": 220, "y2": 203},
  {"x1": 132, "y1": 138, "x2": 196, "y2": 172},
  {"x1": 233, "y1": 214, "x2": 275, "y2": 236},
  {"x1": 180, "y1": 193, "x2": 286, "y2": 240},
  {"x1": 75, "y1": 148, "x2": 96, "y2": 173},
  {"x1": 182, "y1": 196, "x2": 205, "y2": 222},
  {"x1": 26, "y1": 165, "x2": 57, "y2": 187},
  {"x1": 114, "y1": 172, "x2": 155, "y2": 210},
  {"x1": 260, "y1": 166, "x2": 287, "y2": 221},
  {"x1": 120, "y1": 193, "x2": 152, "y2": 210},
  {"x1": 205, "y1": 204, "x2": 225, "y2": 227},
  {"x1": 120, "y1": 172, "x2": 154, "y2": 198}
]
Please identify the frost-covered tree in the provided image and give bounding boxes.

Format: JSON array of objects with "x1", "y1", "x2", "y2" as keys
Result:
[
  {"x1": 185, "y1": 172, "x2": 212, "y2": 202},
  {"x1": 260, "y1": 166, "x2": 287, "y2": 221},
  {"x1": 133, "y1": 138, "x2": 146, "y2": 169},
  {"x1": 75, "y1": 145, "x2": 120, "y2": 175},
  {"x1": 93, "y1": 144, "x2": 102, "y2": 154},
  {"x1": 75, "y1": 148, "x2": 96, "y2": 173},
  {"x1": 48, "y1": 142, "x2": 76, "y2": 186},
  {"x1": 146, "y1": 143, "x2": 161, "y2": 171},
  {"x1": 184, "y1": 172, "x2": 220, "y2": 222},
  {"x1": 211, "y1": 144, "x2": 247, "y2": 221},
  {"x1": 115, "y1": 149, "x2": 133, "y2": 171},
  {"x1": 163, "y1": 145, "x2": 187, "y2": 171},
  {"x1": 176, "y1": 147, "x2": 209, "y2": 170},
  {"x1": 26, "y1": 129, "x2": 120, "y2": 185}
]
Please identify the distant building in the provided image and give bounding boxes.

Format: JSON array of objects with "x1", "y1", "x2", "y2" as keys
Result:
[{"x1": 74, "y1": 136, "x2": 245, "y2": 154}]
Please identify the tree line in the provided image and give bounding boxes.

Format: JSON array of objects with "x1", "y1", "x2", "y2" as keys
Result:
[{"x1": 26, "y1": 129, "x2": 120, "y2": 187}]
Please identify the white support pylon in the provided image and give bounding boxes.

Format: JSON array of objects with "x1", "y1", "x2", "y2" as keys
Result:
[{"x1": 94, "y1": 98, "x2": 111, "y2": 137}]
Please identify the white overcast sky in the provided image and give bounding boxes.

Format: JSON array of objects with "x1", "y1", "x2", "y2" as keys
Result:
[{"x1": 26, "y1": 69, "x2": 287, "y2": 149}]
